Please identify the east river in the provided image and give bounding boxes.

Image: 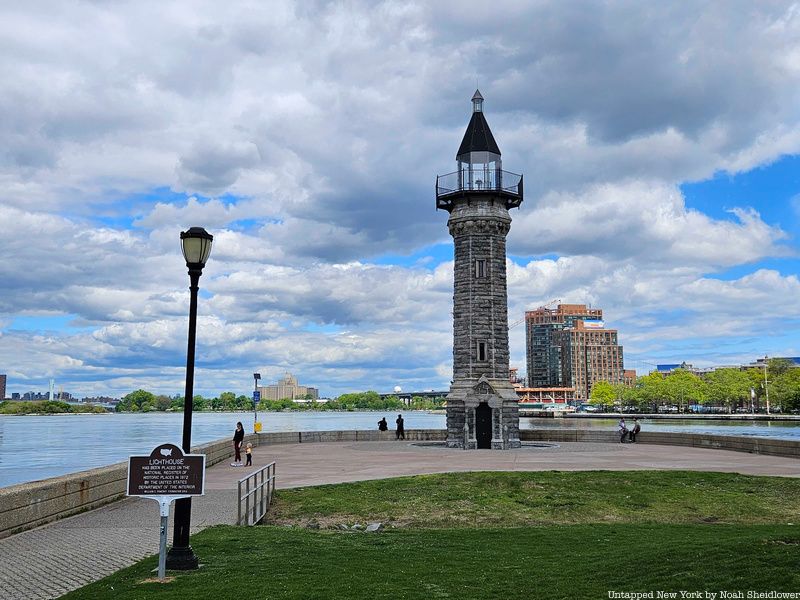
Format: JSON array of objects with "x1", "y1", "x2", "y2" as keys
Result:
[{"x1": 2, "y1": 411, "x2": 800, "y2": 489}]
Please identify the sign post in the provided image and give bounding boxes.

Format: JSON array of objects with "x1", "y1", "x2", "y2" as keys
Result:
[
  {"x1": 253, "y1": 390, "x2": 261, "y2": 432},
  {"x1": 127, "y1": 443, "x2": 206, "y2": 580}
]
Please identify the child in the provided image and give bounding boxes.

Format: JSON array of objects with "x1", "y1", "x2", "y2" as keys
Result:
[{"x1": 245, "y1": 442, "x2": 253, "y2": 466}]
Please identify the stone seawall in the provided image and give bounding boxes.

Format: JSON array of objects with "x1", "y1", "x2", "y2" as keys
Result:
[
  {"x1": 520, "y1": 429, "x2": 800, "y2": 458},
  {"x1": 1, "y1": 428, "x2": 797, "y2": 538}
]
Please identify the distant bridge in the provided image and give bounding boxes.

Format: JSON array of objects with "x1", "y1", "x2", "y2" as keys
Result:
[{"x1": 378, "y1": 391, "x2": 448, "y2": 403}]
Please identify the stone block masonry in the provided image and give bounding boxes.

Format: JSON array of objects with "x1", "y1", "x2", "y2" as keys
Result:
[{"x1": 446, "y1": 196, "x2": 521, "y2": 449}]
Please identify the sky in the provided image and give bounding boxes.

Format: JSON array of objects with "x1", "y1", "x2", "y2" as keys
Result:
[{"x1": 1, "y1": 1, "x2": 799, "y2": 399}]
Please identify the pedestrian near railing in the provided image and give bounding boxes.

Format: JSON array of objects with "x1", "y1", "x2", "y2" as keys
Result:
[{"x1": 237, "y1": 462, "x2": 276, "y2": 526}]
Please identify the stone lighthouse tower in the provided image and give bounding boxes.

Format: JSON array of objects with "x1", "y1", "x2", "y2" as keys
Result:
[{"x1": 436, "y1": 90, "x2": 523, "y2": 449}]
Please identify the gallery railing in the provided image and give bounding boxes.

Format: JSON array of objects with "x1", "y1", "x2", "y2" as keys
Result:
[{"x1": 435, "y1": 169, "x2": 523, "y2": 198}]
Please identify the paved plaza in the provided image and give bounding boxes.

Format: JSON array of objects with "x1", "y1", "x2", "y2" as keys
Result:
[{"x1": 2, "y1": 440, "x2": 799, "y2": 600}]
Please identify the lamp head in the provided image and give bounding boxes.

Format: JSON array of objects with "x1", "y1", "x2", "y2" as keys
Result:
[{"x1": 180, "y1": 227, "x2": 213, "y2": 269}]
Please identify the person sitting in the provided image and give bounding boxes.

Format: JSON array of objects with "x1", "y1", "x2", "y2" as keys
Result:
[
  {"x1": 618, "y1": 418, "x2": 628, "y2": 443},
  {"x1": 378, "y1": 417, "x2": 388, "y2": 431}
]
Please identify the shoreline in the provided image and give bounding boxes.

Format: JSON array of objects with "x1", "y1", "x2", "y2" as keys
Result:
[
  {"x1": 3, "y1": 409, "x2": 799, "y2": 422},
  {"x1": 0, "y1": 408, "x2": 438, "y2": 417}
]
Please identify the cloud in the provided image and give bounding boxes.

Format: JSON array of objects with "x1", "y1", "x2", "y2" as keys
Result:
[
  {"x1": 509, "y1": 181, "x2": 789, "y2": 267},
  {"x1": 2, "y1": 1, "x2": 800, "y2": 396},
  {"x1": 177, "y1": 140, "x2": 261, "y2": 195}
]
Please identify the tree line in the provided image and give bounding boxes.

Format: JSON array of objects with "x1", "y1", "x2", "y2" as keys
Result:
[
  {"x1": 115, "y1": 390, "x2": 446, "y2": 413},
  {"x1": 590, "y1": 359, "x2": 800, "y2": 413},
  {"x1": 0, "y1": 400, "x2": 108, "y2": 415}
]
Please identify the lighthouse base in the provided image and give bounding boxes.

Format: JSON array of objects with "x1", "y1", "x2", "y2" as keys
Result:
[{"x1": 445, "y1": 376, "x2": 521, "y2": 450}]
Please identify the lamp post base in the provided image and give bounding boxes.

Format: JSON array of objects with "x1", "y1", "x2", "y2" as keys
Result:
[{"x1": 165, "y1": 545, "x2": 199, "y2": 570}]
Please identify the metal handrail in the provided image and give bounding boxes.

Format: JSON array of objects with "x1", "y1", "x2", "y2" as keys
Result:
[
  {"x1": 237, "y1": 461, "x2": 277, "y2": 526},
  {"x1": 436, "y1": 169, "x2": 523, "y2": 198}
]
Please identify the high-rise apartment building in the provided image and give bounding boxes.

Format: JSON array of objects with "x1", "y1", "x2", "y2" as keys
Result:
[
  {"x1": 525, "y1": 304, "x2": 624, "y2": 401},
  {"x1": 0, "y1": 374, "x2": 6, "y2": 400},
  {"x1": 525, "y1": 304, "x2": 602, "y2": 387},
  {"x1": 552, "y1": 320, "x2": 624, "y2": 401}
]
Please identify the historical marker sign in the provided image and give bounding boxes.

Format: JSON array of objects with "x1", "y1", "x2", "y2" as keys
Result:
[{"x1": 127, "y1": 443, "x2": 206, "y2": 497}]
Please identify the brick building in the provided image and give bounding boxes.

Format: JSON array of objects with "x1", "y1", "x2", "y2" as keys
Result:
[
  {"x1": 525, "y1": 304, "x2": 602, "y2": 388},
  {"x1": 525, "y1": 304, "x2": 625, "y2": 401},
  {"x1": 552, "y1": 320, "x2": 624, "y2": 401}
]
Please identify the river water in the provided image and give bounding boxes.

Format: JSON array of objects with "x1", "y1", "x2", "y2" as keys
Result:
[{"x1": 2, "y1": 411, "x2": 799, "y2": 489}]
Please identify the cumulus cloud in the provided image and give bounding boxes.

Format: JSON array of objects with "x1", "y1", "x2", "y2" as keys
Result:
[
  {"x1": 509, "y1": 181, "x2": 789, "y2": 267},
  {"x1": 1, "y1": 0, "x2": 799, "y2": 396}
]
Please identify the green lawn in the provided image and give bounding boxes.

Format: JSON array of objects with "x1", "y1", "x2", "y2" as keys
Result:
[
  {"x1": 266, "y1": 470, "x2": 800, "y2": 528},
  {"x1": 60, "y1": 471, "x2": 800, "y2": 600}
]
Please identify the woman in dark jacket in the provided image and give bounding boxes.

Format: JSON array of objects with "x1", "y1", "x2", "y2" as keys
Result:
[{"x1": 232, "y1": 421, "x2": 245, "y2": 466}]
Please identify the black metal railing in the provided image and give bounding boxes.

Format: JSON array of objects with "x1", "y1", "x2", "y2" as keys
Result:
[{"x1": 436, "y1": 169, "x2": 523, "y2": 198}]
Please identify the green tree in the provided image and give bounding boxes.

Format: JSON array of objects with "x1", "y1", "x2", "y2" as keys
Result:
[
  {"x1": 155, "y1": 395, "x2": 172, "y2": 411},
  {"x1": 589, "y1": 381, "x2": 615, "y2": 408},
  {"x1": 117, "y1": 389, "x2": 155, "y2": 412},
  {"x1": 769, "y1": 358, "x2": 794, "y2": 378},
  {"x1": 704, "y1": 368, "x2": 752, "y2": 412},
  {"x1": 219, "y1": 392, "x2": 238, "y2": 411},
  {"x1": 661, "y1": 370, "x2": 706, "y2": 412},
  {"x1": 770, "y1": 368, "x2": 800, "y2": 412},
  {"x1": 192, "y1": 395, "x2": 207, "y2": 411},
  {"x1": 637, "y1": 372, "x2": 666, "y2": 412}
]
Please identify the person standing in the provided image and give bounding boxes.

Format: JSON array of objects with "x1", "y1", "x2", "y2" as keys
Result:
[
  {"x1": 245, "y1": 442, "x2": 253, "y2": 466},
  {"x1": 231, "y1": 421, "x2": 245, "y2": 466},
  {"x1": 395, "y1": 414, "x2": 405, "y2": 440},
  {"x1": 629, "y1": 418, "x2": 641, "y2": 443}
]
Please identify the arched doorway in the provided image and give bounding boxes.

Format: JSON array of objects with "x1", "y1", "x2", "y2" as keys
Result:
[{"x1": 475, "y1": 403, "x2": 492, "y2": 449}]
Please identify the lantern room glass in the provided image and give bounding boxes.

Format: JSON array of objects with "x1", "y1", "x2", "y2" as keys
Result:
[{"x1": 457, "y1": 150, "x2": 502, "y2": 191}]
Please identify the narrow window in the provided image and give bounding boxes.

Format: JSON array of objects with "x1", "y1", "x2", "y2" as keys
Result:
[
  {"x1": 477, "y1": 341, "x2": 487, "y2": 362},
  {"x1": 475, "y1": 259, "x2": 486, "y2": 278}
]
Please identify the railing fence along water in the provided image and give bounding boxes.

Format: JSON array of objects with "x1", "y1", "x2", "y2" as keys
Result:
[{"x1": 237, "y1": 461, "x2": 277, "y2": 526}]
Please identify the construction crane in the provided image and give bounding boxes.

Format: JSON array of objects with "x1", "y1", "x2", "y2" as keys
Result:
[
  {"x1": 508, "y1": 298, "x2": 561, "y2": 329},
  {"x1": 541, "y1": 298, "x2": 562, "y2": 311}
]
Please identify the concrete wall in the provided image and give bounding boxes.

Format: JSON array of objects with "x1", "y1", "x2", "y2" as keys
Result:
[
  {"x1": 258, "y1": 430, "x2": 447, "y2": 444},
  {"x1": 520, "y1": 429, "x2": 800, "y2": 458},
  {"x1": 2, "y1": 428, "x2": 798, "y2": 539},
  {"x1": 0, "y1": 433, "x2": 260, "y2": 540}
]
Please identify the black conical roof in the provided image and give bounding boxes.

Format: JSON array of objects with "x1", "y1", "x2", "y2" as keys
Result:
[{"x1": 456, "y1": 110, "x2": 501, "y2": 158}]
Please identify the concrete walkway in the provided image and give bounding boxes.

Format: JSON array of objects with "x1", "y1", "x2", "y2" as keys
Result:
[{"x1": 2, "y1": 440, "x2": 800, "y2": 600}]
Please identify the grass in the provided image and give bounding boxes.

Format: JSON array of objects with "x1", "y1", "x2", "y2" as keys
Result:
[
  {"x1": 60, "y1": 471, "x2": 800, "y2": 600},
  {"x1": 266, "y1": 470, "x2": 800, "y2": 528}
]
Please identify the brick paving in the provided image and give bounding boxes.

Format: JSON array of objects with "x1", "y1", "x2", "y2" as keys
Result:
[
  {"x1": 0, "y1": 489, "x2": 237, "y2": 600},
  {"x1": 1, "y1": 441, "x2": 799, "y2": 600}
]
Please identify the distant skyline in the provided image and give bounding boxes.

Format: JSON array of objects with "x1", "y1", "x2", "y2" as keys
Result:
[{"x1": 1, "y1": 1, "x2": 799, "y2": 398}]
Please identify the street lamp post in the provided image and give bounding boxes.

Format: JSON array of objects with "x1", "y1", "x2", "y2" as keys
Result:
[
  {"x1": 253, "y1": 372, "x2": 261, "y2": 432},
  {"x1": 166, "y1": 227, "x2": 213, "y2": 571},
  {"x1": 763, "y1": 356, "x2": 770, "y2": 415}
]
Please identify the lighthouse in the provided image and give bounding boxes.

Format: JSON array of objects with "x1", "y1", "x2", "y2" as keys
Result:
[{"x1": 436, "y1": 90, "x2": 523, "y2": 449}]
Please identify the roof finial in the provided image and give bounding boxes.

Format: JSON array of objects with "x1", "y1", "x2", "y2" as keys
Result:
[{"x1": 472, "y1": 89, "x2": 483, "y2": 113}]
